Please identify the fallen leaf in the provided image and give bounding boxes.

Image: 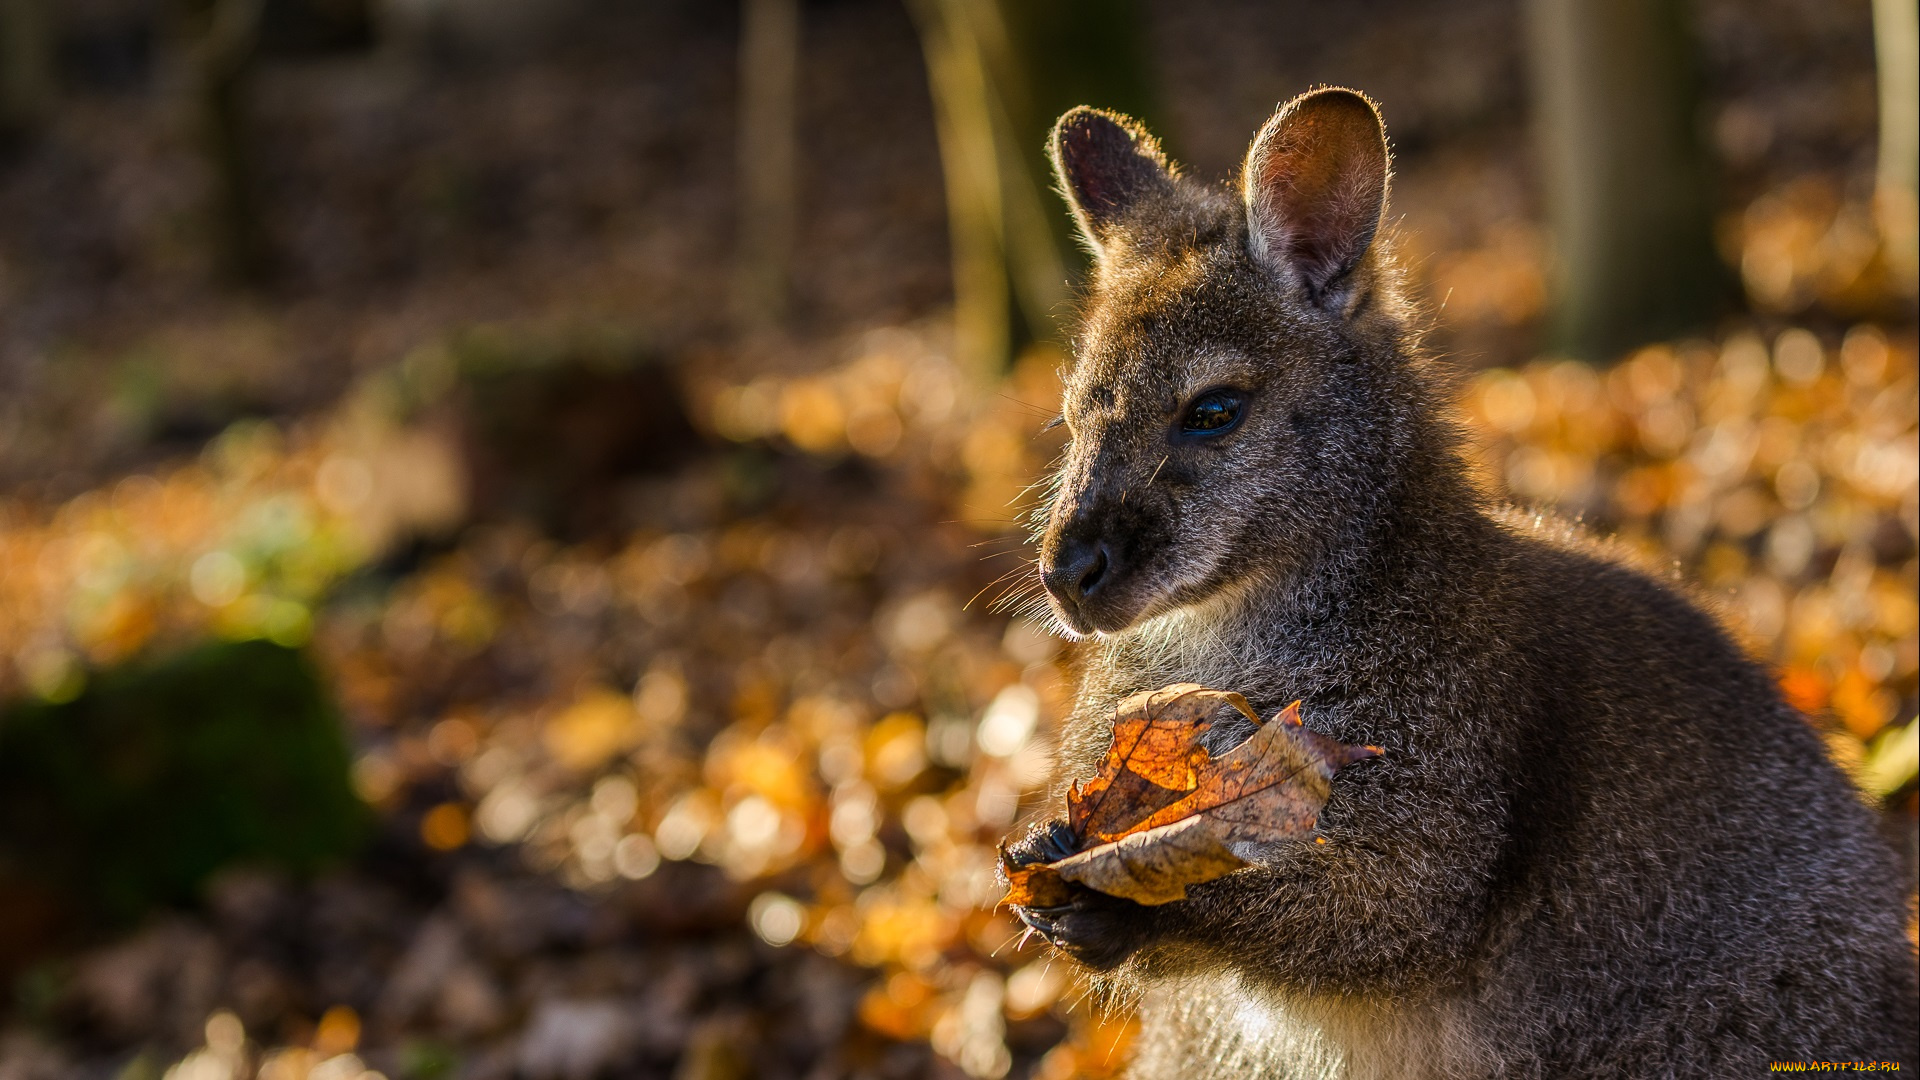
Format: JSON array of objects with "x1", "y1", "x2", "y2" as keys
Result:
[{"x1": 1004, "y1": 692, "x2": 1378, "y2": 907}]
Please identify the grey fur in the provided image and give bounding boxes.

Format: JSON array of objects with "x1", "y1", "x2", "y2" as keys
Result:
[{"x1": 1005, "y1": 89, "x2": 1918, "y2": 1078}]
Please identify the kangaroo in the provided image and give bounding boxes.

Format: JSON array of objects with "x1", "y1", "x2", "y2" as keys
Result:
[{"x1": 1001, "y1": 88, "x2": 1918, "y2": 1079}]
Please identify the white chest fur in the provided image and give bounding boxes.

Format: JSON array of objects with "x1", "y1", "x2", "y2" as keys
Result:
[{"x1": 1125, "y1": 974, "x2": 1467, "y2": 1080}]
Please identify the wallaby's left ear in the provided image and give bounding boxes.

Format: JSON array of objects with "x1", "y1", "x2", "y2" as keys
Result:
[{"x1": 1242, "y1": 88, "x2": 1390, "y2": 307}]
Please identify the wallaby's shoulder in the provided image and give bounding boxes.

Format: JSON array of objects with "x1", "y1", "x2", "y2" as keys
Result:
[{"x1": 1483, "y1": 504, "x2": 1765, "y2": 668}]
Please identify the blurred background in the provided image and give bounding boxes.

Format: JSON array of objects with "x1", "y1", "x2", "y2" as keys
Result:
[{"x1": 0, "y1": 1, "x2": 1913, "y2": 1078}]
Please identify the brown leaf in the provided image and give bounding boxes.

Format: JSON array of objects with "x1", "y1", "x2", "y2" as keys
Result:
[
  {"x1": 1066, "y1": 684, "x2": 1259, "y2": 845},
  {"x1": 1009, "y1": 693, "x2": 1379, "y2": 907}
]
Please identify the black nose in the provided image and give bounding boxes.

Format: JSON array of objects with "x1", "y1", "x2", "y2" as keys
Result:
[{"x1": 1043, "y1": 539, "x2": 1113, "y2": 605}]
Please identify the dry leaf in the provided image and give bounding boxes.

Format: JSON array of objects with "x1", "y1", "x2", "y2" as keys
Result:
[
  {"x1": 1003, "y1": 690, "x2": 1379, "y2": 907},
  {"x1": 1069, "y1": 684, "x2": 1258, "y2": 844}
]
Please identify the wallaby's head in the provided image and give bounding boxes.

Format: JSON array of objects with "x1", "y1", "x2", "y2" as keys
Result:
[{"x1": 1038, "y1": 88, "x2": 1432, "y2": 637}]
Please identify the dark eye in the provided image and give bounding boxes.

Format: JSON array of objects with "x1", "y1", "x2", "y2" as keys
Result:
[{"x1": 1179, "y1": 390, "x2": 1246, "y2": 437}]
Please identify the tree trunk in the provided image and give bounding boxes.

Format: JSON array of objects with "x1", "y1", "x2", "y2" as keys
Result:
[
  {"x1": 908, "y1": 0, "x2": 1154, "y2": 380},
  {"x1": 1525, "y1": 0, "x2": 1735, "y2": 361},
  {"x1": 0, "y1": 0, "x2": 53, "y2": 136},
  {"x1": 185, "y1": 0, "x2": 272, "y2": 285},
  {"x1": 733, "y1": 0, "x2": 800, "y2": 334},
  {"x1": 1874, "y1": 0, "x2": 1918, "y2": 299}
]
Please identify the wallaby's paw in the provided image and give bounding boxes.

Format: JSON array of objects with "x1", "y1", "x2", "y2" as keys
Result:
[
  {"x1": 1013, "y1": 888, "x2": 1154, "y2": 970},
  {"x1": 1001, "y1": 820, "x2": 1155, "y2": 971}
]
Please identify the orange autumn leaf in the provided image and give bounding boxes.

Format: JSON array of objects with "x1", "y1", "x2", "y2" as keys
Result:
[
  {"x1": 1003, "y1": 687, "x2": 1379, "y2": 907},
  {"x1": 1119, "y1": 702, "x2": 1373, "y2": 838},
  {"x1": 1068, "y1": 684, "x2": 1258, "y2": 844}
]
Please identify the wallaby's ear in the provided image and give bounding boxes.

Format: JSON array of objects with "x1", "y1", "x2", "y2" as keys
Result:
[
  {"x1": 1242, "y1": 88, "x2": 1390, "y2": 306},
  {"x1": 1051, "y1": 107, "x2": 1176, "y2": 258}
]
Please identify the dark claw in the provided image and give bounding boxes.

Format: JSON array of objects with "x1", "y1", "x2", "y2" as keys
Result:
[{"x1": 1015, "y1": 902, "x2": 1063, "y2": 939}]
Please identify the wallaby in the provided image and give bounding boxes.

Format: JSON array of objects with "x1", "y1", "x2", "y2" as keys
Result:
[{"x1": 1002, "y1": 88, "x2": 1918, "y2": 1079}]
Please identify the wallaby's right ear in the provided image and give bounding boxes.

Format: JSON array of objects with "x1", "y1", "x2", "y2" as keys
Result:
[{"x1": 1050, "y1": 107, "x2": 1176, "y2": 259}]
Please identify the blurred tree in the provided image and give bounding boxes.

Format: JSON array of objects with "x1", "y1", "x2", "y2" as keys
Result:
[
  {"x1": 0, "y1": 640, "x2": 367, "y2": 928},
  {"x1": 907, "y1": 0, "x2": 1156, "y2": 379},
  {"x1": 0, "y1": 0, "x2": 53, "y2": 136},
  {"x1": 1525, "y1": 0, "x2": 1737, "y2": 361},
  {"x1": 734, "y1": 0, "x2": 801, "y2": 333},
  {"x1": 179, "y1": 0, "x2": 273, "y2": 284},
  {"x1": 1874, "y1": 0, "x2": 1918, "y2": 298}
]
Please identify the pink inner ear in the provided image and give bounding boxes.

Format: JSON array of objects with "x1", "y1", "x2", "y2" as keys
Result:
[{"x1": 1247, "y1": 95, "x2": 1387, "y2": 293}]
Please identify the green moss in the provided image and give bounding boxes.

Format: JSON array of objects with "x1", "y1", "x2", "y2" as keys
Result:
[{"x1": 0, "y1": 640, "x2": 368, "y2": 925}]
